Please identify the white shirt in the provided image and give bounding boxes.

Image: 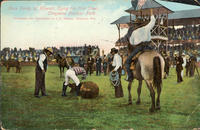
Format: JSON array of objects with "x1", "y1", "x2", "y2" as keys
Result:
[
  {"x1": 129, "y1": 15, "x2": 156, "y2": 45},
  {"x1": 182, "y1": 57, "x2": 186, "y2": 67},
  {"x1": 112, "y1": 53, "x2": 122, "y2": 71},
  {"x1": 38, "y1": 54, "x2": 46, "y2": 71}
]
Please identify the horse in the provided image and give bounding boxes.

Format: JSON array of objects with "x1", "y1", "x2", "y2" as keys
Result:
[
  {"x1": 54, "y1": 54, "x2": 74, "y2": 78},
  {"x1": 126, "y1": 44, "x2": 165, "y2": 112},
  {"x1": 2, "y1": 60, "x2": 21, "y2": 73}
]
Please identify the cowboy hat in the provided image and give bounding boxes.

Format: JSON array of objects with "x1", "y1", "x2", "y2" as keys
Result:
[
  {"x1": 45, "y1": 47, "x2": 53, "y2": 54},
  {"x1": 186, "y1": 55, "x2": 190, "y2": 59},
  {"x1": 110, "y1": 48, "x2": 118, "y2": 54}
]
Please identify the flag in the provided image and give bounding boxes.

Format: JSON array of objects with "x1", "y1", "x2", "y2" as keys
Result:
[
  {"x1": 131, "y1": 0, "x2": 138, "y2": 10},
  {"x1": 137, "y1": 0, "x2": 147, "y2": 9}
]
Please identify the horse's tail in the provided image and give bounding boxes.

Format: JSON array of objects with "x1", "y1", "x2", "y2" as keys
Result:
[{"x1": 153, "y1": 56, "x2": 162, "y2": 89}]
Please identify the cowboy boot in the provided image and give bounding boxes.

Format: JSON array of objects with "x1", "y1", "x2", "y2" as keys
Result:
[
  {"x1": 62, "y1": 82, "x2": 68, "y2": 96},
  {"x1": 76, "y1": 83, "x2": 82, "y2": 96}
]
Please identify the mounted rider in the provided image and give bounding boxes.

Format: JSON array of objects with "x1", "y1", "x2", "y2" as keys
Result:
[{"x1": 125, "y1": 9, "x2": 156, "y2": 81}]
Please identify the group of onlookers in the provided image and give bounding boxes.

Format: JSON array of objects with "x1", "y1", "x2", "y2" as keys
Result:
[
  {"x1": 162, "y1": 51, "x2": 199, "y2": 83},
  {"x1": 168, "y1": 25, "x2": 200, "y2": 41},
  {"x1": 78, "y1": 54, "x2": 113, "y2": 76},
  {"x1": 0, "y1": 44, "x2": 99, "y2": 63}
]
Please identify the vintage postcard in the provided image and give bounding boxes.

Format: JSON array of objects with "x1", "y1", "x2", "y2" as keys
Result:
[{"x1": 1, "y1": 0, "x2": 200, "y2": 129}]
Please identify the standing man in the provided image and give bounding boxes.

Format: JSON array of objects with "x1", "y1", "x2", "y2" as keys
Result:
[
  {"x1": 111, "y1": 48, "x2": 124, "y2": 98},
  {"x1": 181, "y1": 53, "x2": 186, "y2": 77},
  {"x1": 103, "y1": 55, "x2": 108, "y2": 76},
  {"x1": 185, "y1": 55, "x2": 190, "y2": 77},
  {"x1": 176, "y1": 53, "x2": 184, "y2": 83},
  {"x1": 95, "y1": 55, "x2": 102, "y2": 76},
  {"x1": 87, "y1": 55, "x2": 94, "y2": 76},
  {"x1": 164, "y1": 53, "x2": 170, "y2": 77},
  {"x1": 34, "y1": 48, "x2": 53, "y2": 98},
  {"x1": 107, "y1": 53, "x2": 113, "y2": 73}
]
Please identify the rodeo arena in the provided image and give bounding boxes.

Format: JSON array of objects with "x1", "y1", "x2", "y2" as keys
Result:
[{"x1": 1, "y1": 0, "x2": 200, "y2": 129}]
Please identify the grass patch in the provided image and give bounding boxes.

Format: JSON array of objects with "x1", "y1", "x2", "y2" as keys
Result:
[{"x1": 0, "y1": 66, "x2": 200, "y2": 129}]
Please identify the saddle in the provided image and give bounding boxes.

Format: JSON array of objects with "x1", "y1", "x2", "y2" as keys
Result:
[
  {"x1": 130, "y1": 50, "x2": 152, "y2": 70},
  {"x1": 130, "y1": 52, "x2": 141, "y2": 70},
  {"x1": 61, "y1": 58, "x2": 66, "y2": 62}
]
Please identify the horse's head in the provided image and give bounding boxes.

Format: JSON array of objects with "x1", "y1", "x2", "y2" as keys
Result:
[
  {"x1": 65, "y1": 57, "x2": 75, "y2": 69},
  {"x1": 1, "y1": 60, "x2": 6, "y2": 66},
  {"x1": 54, "y1": 54, "x2": 62, "y2": 63}
]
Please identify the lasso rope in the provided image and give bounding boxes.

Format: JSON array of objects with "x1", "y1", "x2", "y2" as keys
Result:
[{"x1": 109, "y1": 71, "x2": 120, "y2": 87}]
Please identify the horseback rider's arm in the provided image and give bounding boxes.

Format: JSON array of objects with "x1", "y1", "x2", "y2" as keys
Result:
[
  {"x1": 129, "y1": 11, "x2": 155, "y2": 46},
  {"x1": 147, "y1": 15, "x2": 156, "y2": 31},
  {"x1": 38, "y1": 54, "x2": 46, "y2": 71},
  {"x1": 147, "y1": 9, "x2": 156, "y2": 30}
]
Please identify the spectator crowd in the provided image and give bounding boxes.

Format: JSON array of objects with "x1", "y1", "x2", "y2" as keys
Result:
[
  {"x1": 0, "y1": 44, "x2": 99, "y2": 63},
  {"x1": 168, "y1": 25, "x2": 200, "y2": 41}
]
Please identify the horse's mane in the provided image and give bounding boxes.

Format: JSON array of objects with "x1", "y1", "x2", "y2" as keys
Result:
[{"x1": 57, "y1": 54, "x2": 62, "y2": 59}]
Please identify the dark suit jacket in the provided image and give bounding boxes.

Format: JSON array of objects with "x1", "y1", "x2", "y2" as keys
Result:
[{"x1": 87, "y1": 57, "x2": 94, "y2": 65}]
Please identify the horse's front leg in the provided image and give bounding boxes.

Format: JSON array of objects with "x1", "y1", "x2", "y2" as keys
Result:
[
  {"x1": 128, "y1": 81, "x2": 133, "y2": 105},
  {"x1": 136, "y1": 80, "x2": 142, "y2": 105},
  {"x1": 16, "y1": 67, "x2": 18, "y2": 73},
  {"x1": 59, "y1": 66, "x2": 62, "y2": 78},
  {"x1": 7, "y1": 66, "x2": 10, "y2": 72},
  {"x1": 62, "y1": 67, "x2": 64, "y2": 78}
]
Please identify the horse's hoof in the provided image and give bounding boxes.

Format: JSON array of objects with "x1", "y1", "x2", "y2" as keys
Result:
[
  {"x1": 128, "y1": 102, "x2": 132, "y2": 105},
  {"x1": 136, "y1": 100, "x2": 141, "y2": 105},
  {"x1": 156, "y1": 106, "x2": 161, "y2": 110},
  {"x1": 149, "y1": 108, "x2": 155, "y2": 113}
]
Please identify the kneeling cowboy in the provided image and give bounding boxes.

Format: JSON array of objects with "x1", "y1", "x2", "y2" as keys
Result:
[
  {"x1": 62, "y1": 67, "x2": 87, "y2": 96},
  {"x1": 125, "y1": 9, "x2": 156, "y2": 81}
]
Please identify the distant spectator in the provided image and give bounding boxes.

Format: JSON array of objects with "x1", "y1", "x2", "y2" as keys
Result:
[
  {"x1": 95, "y1": 55, "x2": 102, "y2": 76},
  {"x1": 107, "y1": 53, "x2": 113, "y2": 73},
  {"x1": 78, "y1": 56, "x2": 85, "y2": 68},
  {"x1": 87, "y1": 55, "x2": 94, "y2": 76},
  {"x1": 103, "y1": 55, "x2": 108, "y2": 76}
]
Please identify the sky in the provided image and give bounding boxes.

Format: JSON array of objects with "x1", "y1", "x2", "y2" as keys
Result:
[{"x1": 1, "y1": 0, "x2": 200, "y2": 54}]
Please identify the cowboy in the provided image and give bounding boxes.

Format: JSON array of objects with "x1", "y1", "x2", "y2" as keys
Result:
[
  {"x1": 62, "y1": 66, "x2": 87, "y2": 96},
  {"x1": 34, "y1": 47, "x2": 53, "y2": 98},
  {"x1": 110, "y1": 48, "x2": 124, "y2": 98},
  {"x1": 125, "y1": 9, "x2": 155, "y2": 81}
]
